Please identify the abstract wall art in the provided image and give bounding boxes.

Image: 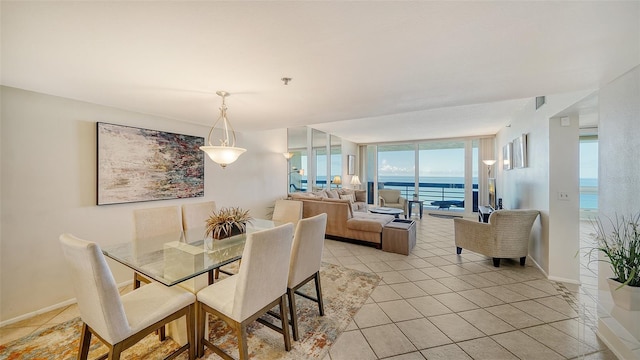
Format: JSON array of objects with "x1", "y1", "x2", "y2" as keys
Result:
[{"x1": 97, "y1": 122, "x2": 204, "y2": 205}]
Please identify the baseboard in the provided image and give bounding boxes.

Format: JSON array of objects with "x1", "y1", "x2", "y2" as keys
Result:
[
  {"x1": 528, "y1": 256, "x2": 548, "y2": 277},
  {"x1": 0, "y1": 279, "x2": 133, "y2": 328}
]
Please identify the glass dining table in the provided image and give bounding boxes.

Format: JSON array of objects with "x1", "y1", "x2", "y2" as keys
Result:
[
  {"x1": 102, "y1": 218, "x2": 279, "y2": 287},
  {"x1": 102, "y1": 218, "x2": 281, "y2": 346}
]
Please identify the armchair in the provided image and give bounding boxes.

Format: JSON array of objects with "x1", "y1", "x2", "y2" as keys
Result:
[
  {"x1": 378, "y1": 189, "x2": 408, "y2": 217},
  {"x1": 453, "y1": 210, "x2": 540, "y2": 267}
]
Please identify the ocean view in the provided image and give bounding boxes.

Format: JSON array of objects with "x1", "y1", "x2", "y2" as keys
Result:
[{"x1": 375, "y1": 176, "x2": 598, "y2": 210}]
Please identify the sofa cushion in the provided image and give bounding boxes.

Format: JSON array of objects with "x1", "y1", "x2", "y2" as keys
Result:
[
  {"x1": 326, "y1": 189, "x2": 340, "y2": 199},
  {"x1": 310, "y1": 190, "x2": 328, "y2": 198},
  {"x1": 347, "y1": 212, "x2": 394, "y2": 232},
  {"x1": 340, "y1": 193, "x2": 356, "y2": 204},
  {"x1": 290, "y1": 192, "x2": 321, "y2": 200},
  {"x1": 354, "y1": 190, "x2": 366, "y2": 203}
]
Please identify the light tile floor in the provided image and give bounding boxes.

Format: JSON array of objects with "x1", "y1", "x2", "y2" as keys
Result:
[
  {"x1": 0, "y1": 216, "x2": 618, "y2": 360},
  {"x1": 322, "y1": 216, "x2": 617, "y2": 360}
]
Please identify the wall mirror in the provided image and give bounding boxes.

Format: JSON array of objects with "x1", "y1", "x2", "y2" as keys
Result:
[
  {"x1": 287, "y1": 126, "x2": 308, "y2": 192},
  {"x1": 330, "y1": 135, "x2": 342, "y2": 188},
  {"x1": 312, "y1": 129, "x2": 327, "y2": 190}
]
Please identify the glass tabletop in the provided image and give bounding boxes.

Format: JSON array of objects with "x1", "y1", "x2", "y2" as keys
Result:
[{"x1": 102, "y1": 218, "x2": 279, "y2": 286}]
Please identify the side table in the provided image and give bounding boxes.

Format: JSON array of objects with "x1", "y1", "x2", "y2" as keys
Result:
[
  {"x1": 478, "y1": 206, "x2": 493, "y2": 223},
  {"x1": 408, "y1": 200, "x2": 424, "y2": 219}
]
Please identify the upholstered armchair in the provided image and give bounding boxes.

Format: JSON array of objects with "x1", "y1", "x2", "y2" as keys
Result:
[
  {"x1": 453, "y1": 209, "x2": 540, "y2": 267},
  {"x1": 378, "y1": 189, "x2": 408, "y2": 217}
]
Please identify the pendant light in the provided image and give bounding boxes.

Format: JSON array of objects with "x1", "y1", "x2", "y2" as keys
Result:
[{"x1": 200, "y1": 91, "x2": 246, "y2": 168}]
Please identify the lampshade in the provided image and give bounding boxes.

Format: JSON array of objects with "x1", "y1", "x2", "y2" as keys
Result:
[
  {"x1": 350, "y1": 175, "x2": 361, "y2": 185},
  {"x1": 332, "y1": 175, "x2": 342, "y2": 185},
  {"x1": 201, "y1": 146, "x2": 246, "y2": 166},
  {"x1": 283, "y1": 152, "x2": 294, "y2": 160},
  {"x1": 200, "y1": 91, "x2": 246, "y2": 169},
  {"x1": 482, "y1": 159, "x2": 497, "y2": 166}
]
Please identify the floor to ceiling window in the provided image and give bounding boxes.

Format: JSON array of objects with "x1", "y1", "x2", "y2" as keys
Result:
[
  {"x1": 418, "y1": 141, "x2": 468, "y2": 211},
  {"x1": 377, "y1": 144, "x2": 416, "y2": 199},
  {"x1": 579, "y1": 134, "x2": 598, "y2": 214},
  {"x1": 369, "y1": 139, "x2": 483, "y2": 213}
]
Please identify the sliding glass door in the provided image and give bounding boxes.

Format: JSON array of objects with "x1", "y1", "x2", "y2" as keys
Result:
[{"x1": 373, "y1": 139, "x2": 482, "y2": 213}]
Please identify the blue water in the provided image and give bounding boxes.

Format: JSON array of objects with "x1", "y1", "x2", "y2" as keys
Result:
[{"x1": 375, "y1": 176, "x2": 598, "y2": 209}]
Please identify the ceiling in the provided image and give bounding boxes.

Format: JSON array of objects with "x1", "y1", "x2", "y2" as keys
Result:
[{"x1": 2, "y1": 1, "x2": 638, "y2": 143}]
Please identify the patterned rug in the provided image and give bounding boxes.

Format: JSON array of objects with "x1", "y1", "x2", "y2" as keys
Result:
[{"x1": 0, "y1": 263, "x2": 380, "y2": 360}]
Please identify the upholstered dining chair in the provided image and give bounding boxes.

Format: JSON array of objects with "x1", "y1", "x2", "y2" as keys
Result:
[
  {"x1": 59, "y1": 233, "x2": 196, "y2": 360},
  {"x1": 196, "y1": 223, "x2": 295, "y2": 360},
  {"x1": 453, "y1": 209, "x2": 540, "y2": 267},
  {"x1": 132, "y1": 205, "x2": 183, "y2": 288},
  {"x1": 182, "y1": 201, "x2": 229, "y2": 281},
  {"x1": 272, "y1": 199, "x2": 303, "y2": 228},
  {"x1": 286, "y1": 213, "x2": 327, "y2": 341},
  {"x1": 181, "y1": 201, "x2": 217, "y2": 237}
]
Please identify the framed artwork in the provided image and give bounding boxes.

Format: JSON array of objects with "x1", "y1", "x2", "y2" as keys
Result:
[
  {"x1": 347, "y1": 155, "x2": 355, "y2": 175},
  {"x1": 503, "y1": 142, "x2": 512, "y2": 170},
  {"x1": 97, "y1": 122, "x2": 204, "y2": 205},
  {"x1": 512, "y1": 134, "x2": 528, "y2": 168}
]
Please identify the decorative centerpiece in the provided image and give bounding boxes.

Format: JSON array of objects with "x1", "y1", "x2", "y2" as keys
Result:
[
  {"x1": 591, "y1": 212, "x2": 640, "y2": 311},
  {"x1": 205, "y1": 207, "x2": 253, "y2": 240}
]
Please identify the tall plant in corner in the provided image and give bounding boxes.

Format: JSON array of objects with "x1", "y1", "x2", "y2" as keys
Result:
[{"x1": 591, "y1": 212, "x2": 640, "y2": 289}]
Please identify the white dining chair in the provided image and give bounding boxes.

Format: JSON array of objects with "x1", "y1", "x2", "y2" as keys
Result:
[
  {"x1": 59, "y1": 233, "x2": 196, "y2": 360},
  {"x1": 272, "y1": 199, "x2": 303, "y2": 228},
  {"x1": 286, "y1": 213, "x2": 327, "y2": 341},
  {"x1": 132, "y1": 205, "x2": 183, "y2": 288},
  {"x1": 181, "y1": 201, "x2": 216, "y2": 236},
  {"x1": 196, "y1": 223, "x2": 295, "y2": 359}
]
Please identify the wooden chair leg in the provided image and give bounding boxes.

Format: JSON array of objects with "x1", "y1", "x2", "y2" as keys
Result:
[
  {"x1": 158, "y1": 325, "x2": 166, "y2": 341},
  {"x1": 78, "y1": 323, "x2": 92, "y2": 360},
  {"x1": 133, "y1": 273, "x2": 141, "y2": 289},
  {"x1": 237, "y1": 324, "x2": 249, "y2": 360},
  {"x1": 287, "y1": 288, "x2": 299, "y2": 341},
  {"x1": 279, "y1": 295, "x2": 292, "y2": 351},
  {"x1": 314, "y1": 272, "x2": 324, "y2": 316},
  {"x1": 108, "y1": 343, "x2": 124, "y2": 360},
  {"x1": 197, "y1": 304, "x2": 206, "y2": 358},
  {"x1": 187, "y1": 304, "x2": 196, "y2": 360}
]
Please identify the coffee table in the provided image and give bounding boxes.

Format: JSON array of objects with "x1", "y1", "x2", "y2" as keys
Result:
[{"x1": 370, "y1": 207, "x2": 404, "y2": 218}]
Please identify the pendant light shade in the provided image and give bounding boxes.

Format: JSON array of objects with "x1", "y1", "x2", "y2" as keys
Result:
[{"x1": 200, "y1": 91, "x2": 246, "y2": 169}]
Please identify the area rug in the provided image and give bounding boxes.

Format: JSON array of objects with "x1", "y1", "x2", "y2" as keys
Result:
[{"x1": 0, "y1": 263, "x2": 380, "y2": 360}]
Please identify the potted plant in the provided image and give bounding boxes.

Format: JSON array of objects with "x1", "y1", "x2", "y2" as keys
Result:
[
  {"x1": 591, "y1": 212, "x2": 640, "y2": 311},
  {"x1": 205, "y1": 207, "x2": 253, "y2": 240}
]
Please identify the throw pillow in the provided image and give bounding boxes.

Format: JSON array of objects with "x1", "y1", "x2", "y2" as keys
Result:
[
  {"x1": 354, "y1": 190, "x2": 366, "y2": 203},
  {"x1": 326, "y1": 189, "x2": 340, "y2": 199},
  {"x1": 340, "y1": 193, "x2": 356, "y2": 204}
]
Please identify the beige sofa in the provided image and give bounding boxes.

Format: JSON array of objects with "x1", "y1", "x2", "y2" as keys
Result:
[
  {"x1": 292, "y1": 188, "x2": 368, "y2": 212},
  {"x1": 291, "y1": 197, "x2": 394, "y2": 247}
]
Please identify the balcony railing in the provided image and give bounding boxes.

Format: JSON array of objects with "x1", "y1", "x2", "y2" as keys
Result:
[{"x1": 371, "y1": 181, "x2": 478, "y2": 211}]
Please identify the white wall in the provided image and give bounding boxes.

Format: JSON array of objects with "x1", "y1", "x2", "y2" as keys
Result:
[
  {"x1": 0, "y1": 86, "x2": 287, "y2": 322},
  {"x1": 341, "y1": 138, "x2": 358, "y2": 187},
  {"x1": 548, "y1": 114, "x2": 580, "y2": 283},
  {"x1": 598, "y1": 65, "x2": 640, "y2": 288},
  {"x1": 496, "y1": 90, "x2": 591, "y2": 278}
]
